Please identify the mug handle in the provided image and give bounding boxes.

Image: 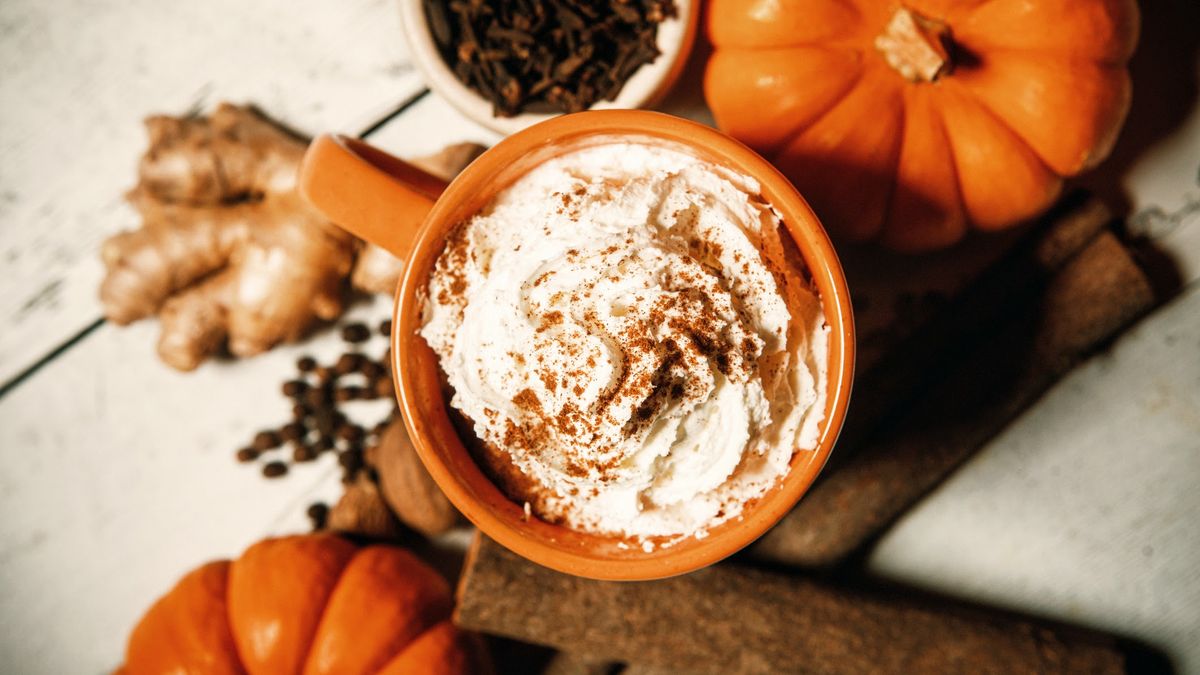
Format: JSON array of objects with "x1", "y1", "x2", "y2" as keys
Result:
[{"x1": 298, "y1": 134, "x2": 449, "y2": 261}]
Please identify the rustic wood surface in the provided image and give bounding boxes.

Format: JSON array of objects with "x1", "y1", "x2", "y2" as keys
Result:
[{"x1": 0, "y1": 1, "x2": 1198, "y2": 673}]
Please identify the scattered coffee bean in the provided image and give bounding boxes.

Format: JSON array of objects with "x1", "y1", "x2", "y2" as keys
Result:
[
  {"x1": 378, "y1": 319, "x2": 392, "y2": 337},
  {"x1": 262, "y1": 461, "x2": 288, "y2": 478},
  {"x1": 297, "y1": 355, "x2": 317, "y2": 372},
  {"x1": 251, "y1": 430, "x2": 282, "y2": 451},
  {"x1": 280, "y1": 422, "x2": 306, "y2": 442},
  {"x1": 341, "y1": 323, "x2": 372, "y2": 343},
  {"x1": 282, "y1": 379, "x2": 309, "y2": 397},
  {"x1": 306, "y1": 502, "x2": 329, "y2": 530},
  {"x1": 334, "y1": 353, "x2": 363, "y2": 375},
  {"x1": 304, "y1": 387, "x2": 331, "y2": 408},
  {"x1": 314, "y1": 410, "x2": 338, "y2": 435},
  {"x1": 292, "y1": 403, "x2": 310, "y2": 419},
  {"x1": 235, "y1": 447, "x2": 259, "y2": 463},
  {"x1": 338, "y1": 448, "x2": 364, "y2": 472},
  {"x1": 373, "y1": 377, "x2": 394, "y2": 399},
  {"x1": 337, "y1": 424, "x2": 366, "y2": 443},
  {"x1": 313, "y1": 365, "x2": 334, "y2": 383},
  {"x1": 359, "y1": 360, "x2": 383, "y2": 379},
  {"x1": 314, "y1": 437, "x2": 335, "y2": 453},
  {"x1": 292, "y1": 445, "x2": 317, "y2": 463}
]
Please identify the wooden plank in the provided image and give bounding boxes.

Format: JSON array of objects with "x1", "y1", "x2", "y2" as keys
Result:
[
  {"x1": 0, "y1": 295, "x2": 394, "y2": 673},
  {"x1": 0, "y1": 0, "x2": 426, "y2": 386},
  {"x1": 364, "y1": 87, "x2": 503, "y2": 158},
  {"x1": 867, "y1": 284, "x2": 1200, "y2": 673},
  {"x1": 0, "y1": 95, "x2": 501, "y2": 674},
  {"x1": 1, "y1": 17, "x2": 1198, "y2": 675}
]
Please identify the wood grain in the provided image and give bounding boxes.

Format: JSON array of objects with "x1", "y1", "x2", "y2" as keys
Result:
[
  {"x1": 0, "y1": 0, "x2": 425, "y2": 386},
  {"x1": 0, "y1": 94, "x2": 497, "y2": 673}
]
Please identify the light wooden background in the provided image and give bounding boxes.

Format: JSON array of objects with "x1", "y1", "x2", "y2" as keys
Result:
[{"x1": 1, "y1": 0, "x2": 1197, "y2": 672}]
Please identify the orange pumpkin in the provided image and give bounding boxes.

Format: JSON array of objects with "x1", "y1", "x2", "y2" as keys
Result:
[
  {"x1": 704, "y1": 0, "x2": 1138, "y2": 251},
  {"x1": 121, "y1": 533, "x2": 490, "y2": 674}
]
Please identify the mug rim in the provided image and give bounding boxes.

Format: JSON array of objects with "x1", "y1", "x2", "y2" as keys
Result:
[{"x1": 392, "y1": 109, "x2": 855, "y2": 580}]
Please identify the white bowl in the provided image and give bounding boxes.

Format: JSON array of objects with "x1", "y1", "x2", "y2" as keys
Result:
[{"x1": 398, "y1": 0, "x2": 698, "y2": 135}]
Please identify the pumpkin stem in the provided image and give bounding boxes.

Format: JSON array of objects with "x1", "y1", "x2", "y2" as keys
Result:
[{"x1": 875, "y1": 7, "x2": 953, "y2": 82}]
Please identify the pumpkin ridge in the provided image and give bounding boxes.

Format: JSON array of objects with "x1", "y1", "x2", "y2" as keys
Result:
[
  {"x1": 937, "y1": 80, "x2": 1062, "y2": 229},
  {"x1": 774, "y1": 63, "x2": 907, "y2": 241},
  {"x1": 718, "y1": 38, "x2": 866, "y2": 53},
  {"x1": 874, "y1": 79, "x2": 909, "y2": 243},
  {"x1": 765, "y1": 56, "x2": 868, "y2": 165},
  {"x1": 947, "y1": 44, "x2": 1135, "y2": 68},
  {"x1": 300, "y1": 546, "x2": 455, "y2": 675},
  {"x1": 227, "y1": 534, "x2": 359, "y2": 675},
  {"x1": 706, "y1": 0, "x2": 865, "y2": 50},
  {"x1": 955, "y1": 54, "x2": 1131, "y2": 174},
  {"x1": 881, "y1": 86, "x2": 966, "y2": 250},
  {"x1": 955, "y1": 0, "x2": 1139, "y2": 63}
]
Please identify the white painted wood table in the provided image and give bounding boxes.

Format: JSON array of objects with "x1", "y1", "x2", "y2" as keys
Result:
[{"x1": 1, "y1": 1, "x2": 1197, "y2": 673}]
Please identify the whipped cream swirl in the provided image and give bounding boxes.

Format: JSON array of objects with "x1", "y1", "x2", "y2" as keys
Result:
[{"x1": 420, "y1": 142, "x2": 828, "y2": 541}]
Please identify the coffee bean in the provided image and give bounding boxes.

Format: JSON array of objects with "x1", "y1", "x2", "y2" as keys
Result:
[
  {"x1": 235, "y1": 447, "x2": 259, "y2": 463},
  {"x1": 292, "y1": 403, "x2": 310, "y2": 419},
  {"x1": 306, "y1": 502, "x2": 329, "y2": 530},
  {"x1": 313, "y1": 365, "x2": 334, "y2": 383},
  {"x1": 338, "y1": 448, "x2": 364, "y2": 472},
  {"x1": 292, "y1": 445, "x2": 317, "y2": 463},
  {"x1": 379, "y1": 319, "x2": 393, "y2": 337},
  {"x1": 359, "y1": 360, "x2": 383, "y2": 379},
  {"x1": 314, "y1": 437, "x2": 335, "y2": 452},
  {"x1": 280, "y1": 422, "x2": 306, "y2": 442},
  {"x1": 297, "y1": 355, "x2": 317, "y2": 372},
  {"x1": 335, "y1": 353, "x2": 363, "y2": 375},
  {"x1": 282, "y1": 379, "x2": 309, "y2": 397},
  {"x1": 373, "y1": 377, "x2": 394, "y2": 399},
  {"x1": 314, "y1": 410, "x2": 338, "y2": 435},
  {"x1": 341, "y1": 323, "x2": 371, "y2": 343},
  {"x1": 262, "y1": 461, "x2": 288, "y2": 478},
  {"x1": 337, "y1": 424, "x2": 365, "y2": 443},
  {"x1": 304, "y1": 387, "x2": 331, "y2": 408},
  {"x1": 251, "y1": 430, "x2": 282, "y2": 451}
]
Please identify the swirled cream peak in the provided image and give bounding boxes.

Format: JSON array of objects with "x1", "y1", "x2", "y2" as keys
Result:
[{"x1": 420, "y1": 142, "x2": 828, "y2": 542}]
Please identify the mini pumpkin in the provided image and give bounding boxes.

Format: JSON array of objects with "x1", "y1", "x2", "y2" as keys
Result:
[
  {"x1": 704, "y1": 0, "x2": 1138, "y2": 251},
  {"x1": 121, "y1": 533, "x2": 490, "y2": 674}
]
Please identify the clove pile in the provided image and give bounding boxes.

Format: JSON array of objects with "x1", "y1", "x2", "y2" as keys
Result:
[{"x1": 425, "y1": 0, "x2": 677, "y2": 116}]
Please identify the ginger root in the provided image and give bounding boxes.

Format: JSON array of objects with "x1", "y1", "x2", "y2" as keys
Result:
[
  {"x1": 100, "y1": 102, "x2": 485, "y2": 370},
  {"x1": 101, "y1": 104, "x2": 355, "y2": 370}
]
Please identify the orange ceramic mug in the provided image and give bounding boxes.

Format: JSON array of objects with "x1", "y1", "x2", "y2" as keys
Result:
[{"x1": 299, "y1": 110, "x2": 854, "y2": 580}]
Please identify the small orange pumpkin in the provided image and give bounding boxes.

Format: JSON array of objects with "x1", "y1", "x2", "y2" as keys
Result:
[
  {"x1": 704, "y1": 0, "x2": 1138, "y2": 251},
  {"x1": 121, "y1": 533, "x2": 490, "y2": 674}
]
